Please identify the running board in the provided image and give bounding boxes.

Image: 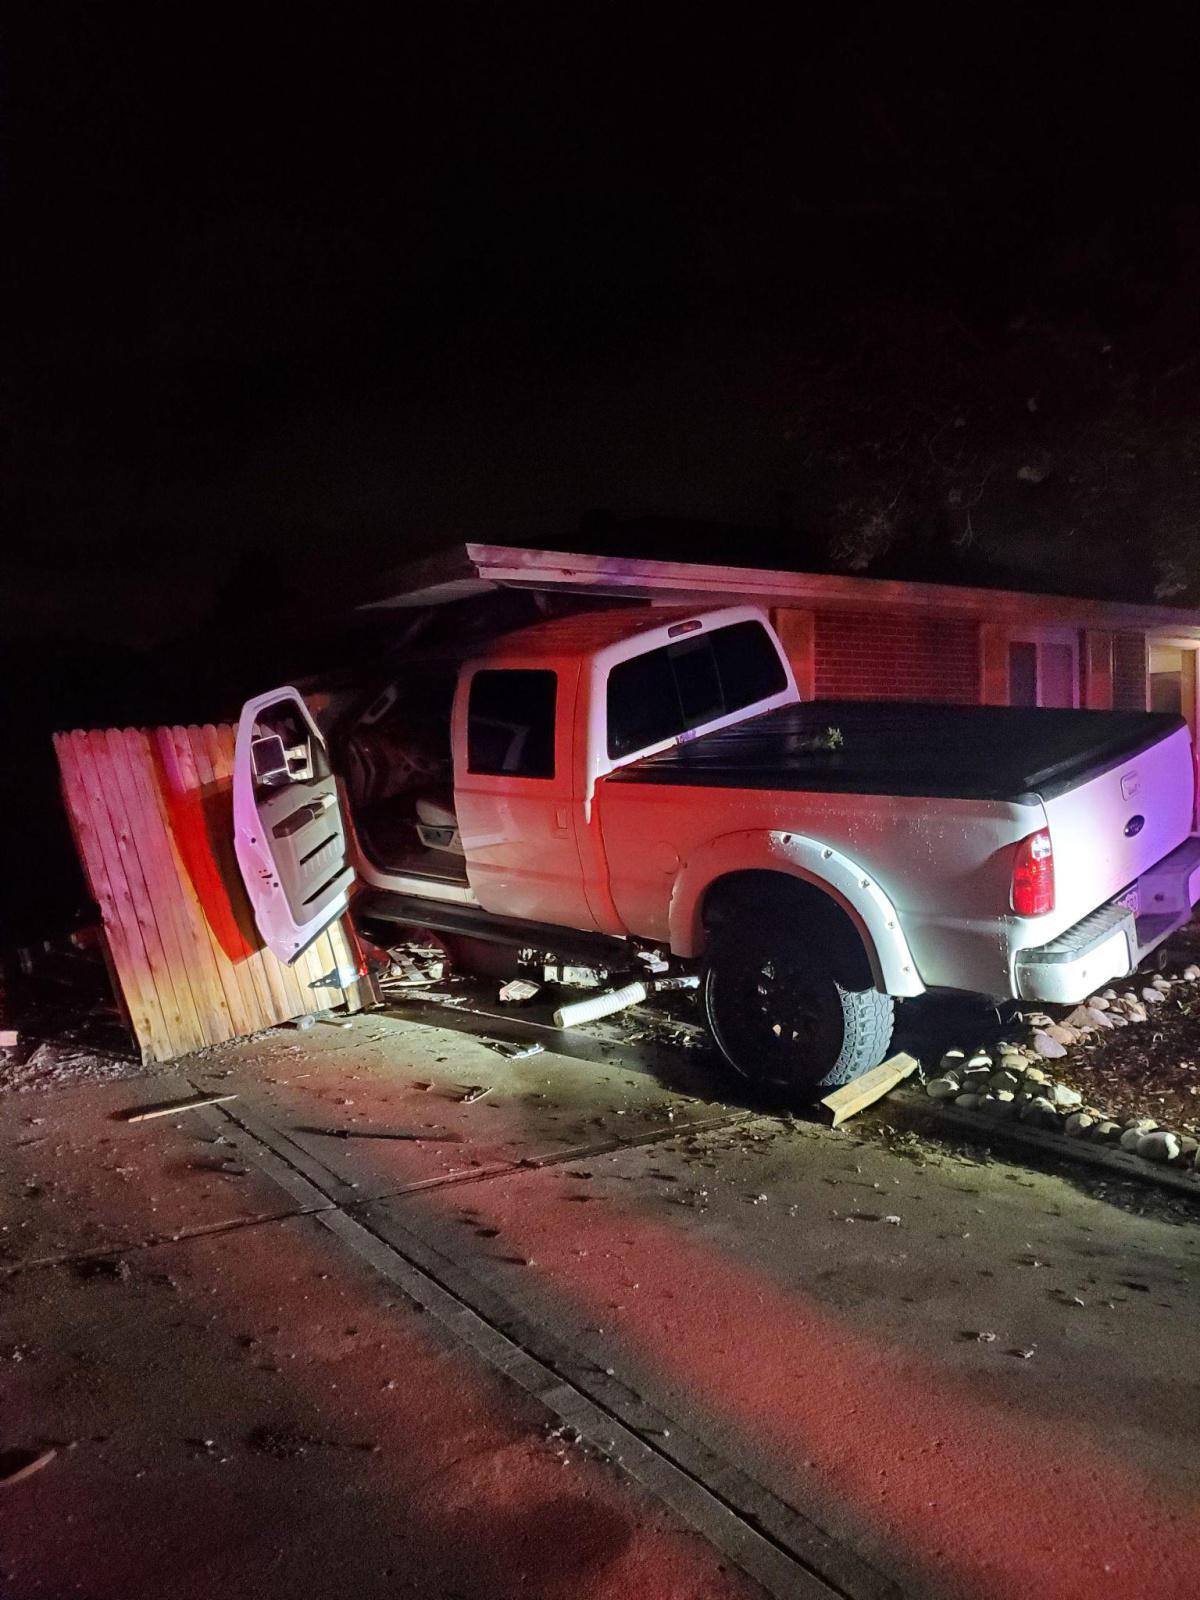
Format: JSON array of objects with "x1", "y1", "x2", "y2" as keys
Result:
[{"x1": 353, "y1": 888, "x2": 635, "y2": 964}]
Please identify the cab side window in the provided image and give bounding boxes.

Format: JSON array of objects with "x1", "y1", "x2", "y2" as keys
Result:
[{"x1": 467, "y1": 670, "x2": 557, "y2": 777}]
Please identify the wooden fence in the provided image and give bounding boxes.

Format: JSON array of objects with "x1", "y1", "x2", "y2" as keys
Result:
[{"x1": 54, "y1": 723, "x2": 372, "y2": 1064}]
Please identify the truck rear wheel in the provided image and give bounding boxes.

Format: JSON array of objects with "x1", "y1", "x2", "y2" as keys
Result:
[{"x1": 703, "y1": 915, "x2": 894, "y2": 1099}]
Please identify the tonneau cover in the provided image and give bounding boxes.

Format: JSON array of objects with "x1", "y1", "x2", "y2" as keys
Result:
[{"x1": 611, "y1": 701, "x2": 1184, "y2": 804}]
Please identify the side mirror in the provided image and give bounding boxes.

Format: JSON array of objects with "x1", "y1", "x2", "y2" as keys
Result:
[{"x1": 251, "y1": 733, "x2": 291, "y2": 786}]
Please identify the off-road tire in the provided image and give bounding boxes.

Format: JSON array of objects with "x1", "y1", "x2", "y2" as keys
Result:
[{"x1": 703, "y1": 914, "x2": 894, "y2": 1099}]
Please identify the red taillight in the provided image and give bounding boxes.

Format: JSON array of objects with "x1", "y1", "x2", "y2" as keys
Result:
[{"x1": 1012, "y1": 828, "x2": 1055, "y2": 916}]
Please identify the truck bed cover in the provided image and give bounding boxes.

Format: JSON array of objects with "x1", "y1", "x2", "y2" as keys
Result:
[{"x1": 610, "y1": 701, "x2": 1184, "y2": 804}]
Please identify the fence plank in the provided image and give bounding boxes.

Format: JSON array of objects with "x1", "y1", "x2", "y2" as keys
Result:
[
  {"x1": 159, "y1": 726, "x2": 259, "y2": 1039},
  {"x1": 149, "y1": 727, "x2": 238, "y2": 1044},
  {"x1": 188, "y1": 724, "x2": 273, "y2": 1029},
  {"x1": 127, "y1": 727, "x2": 230, "y2": 1048},
  {"x1": 102, "y1": 728, "x2": 205, "y2": 1054},
  {"x1": 89, "y1": 728, "x2": 187, "y2": 1057},
  {"x1": 55, "y1": 733, "x2": 151, "y2": 1053},
  {"x1": 206, "y1": 723, "x2": 302, "y2": 1023},
  {"x1": 61, "y1": 732, "x2": 175, "y2": 1063}
]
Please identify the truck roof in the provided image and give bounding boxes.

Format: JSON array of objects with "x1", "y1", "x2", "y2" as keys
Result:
[{"x1": 482, "y1": 604, "x2": 758, "y2": 663}]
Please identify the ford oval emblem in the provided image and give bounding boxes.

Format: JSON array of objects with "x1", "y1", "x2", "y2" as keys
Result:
[{"x1": 1125, "y1": 814, "x2": 1145, "y2": 837}]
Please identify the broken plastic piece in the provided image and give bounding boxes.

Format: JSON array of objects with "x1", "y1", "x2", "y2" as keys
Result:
[{"x1": 499, "y1": 979, "x2": 541, "y2": 1004}]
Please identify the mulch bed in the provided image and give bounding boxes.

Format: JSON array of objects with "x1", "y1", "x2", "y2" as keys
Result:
[{"x1": 1051, "y1": 973, "x2": 1200, "y2": 1135}]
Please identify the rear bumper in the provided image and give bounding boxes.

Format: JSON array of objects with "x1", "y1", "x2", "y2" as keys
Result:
[{"x1": 1014, "y1": 835, "x2": 1200, "y2": 1004}]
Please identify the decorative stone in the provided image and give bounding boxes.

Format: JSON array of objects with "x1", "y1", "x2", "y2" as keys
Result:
[
  {"x1": 1136, "y1": 1130, "x2": 1182, "y2": 1163},
  {"x1": 1023, "y1": 1066, "x2": 1051, "y2": 1085},
  {"x1": 988, "y1": 1069, "x2": 1021, "y2": 1093},
  {"x1": 979, "y1": 1093, "x2": 1014, "y2": 1118},
  {"x1": 939, "y1": 1049, "x2": 966, "y2": 1073},
  {"x1": 1064, "y1": 1006, "x2": 1095, "y2": 1030},
  {"x1": 966, "y1": 1052, "x2": 993, "y2": 1070},
  {"x1": 1172, "y1": 1136, "x2": 1199, "y2": 1166},
  {"x1": 1183, "y1": 965, "x2": 1200, "y2": 981},
  {"x1": 954, "y1": 1092, "x2": 984, "y2": 1111},
  {"x1": 1151, "y1": 974, "x2": 1171, "y2": 991},
  {"x1": 999, "y1": 1053, "x2": 1027, "y2": 1075},
  {"x1": 1092, "y1": 1120, "x2": 1122, "y2": 1142},
  {"x1": 1099, "y1": 988, "x2": 1118, "y2": 1000},
  {"x1": 1085, "y1": 1007, "x2": 1115, "y2": 1029},
  {"x1": 1026, "y1": 1013, "x2": 1053, "y2": 1028},
  {"x1": 1123, "y1": 1003, "x2": 1148, "y2": 1024},
  {"x1": 925, "y1": 1076, "x2": 960, "y2": 1099},
  {"x1": 1019, "y1": 1095, "x2": 1058, "y2": 1127},
  {"x1": 1050, "y1": 1083, "x2": 1083, "y2": 1108},
  {"x1": 1044, "y1": 1024, "x2": 1077, "y2": 1047},
  {"x1": 1064, "y1": 1112, "x2": 1095, "y2": 1137},
  {"x1": 1032, "y1": 1031, "x2": 1067, "y2": 1059},
  {"x1": 1086, "y1": 995, "x2": 1110, "y2": 1010},
  {"x1": 1141, "y1": 987, "x2": 1165, "y2": 1004}
]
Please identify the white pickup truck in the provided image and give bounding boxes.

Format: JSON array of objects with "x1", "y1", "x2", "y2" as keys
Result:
[{"x1": 233, "y1": 605, "x2": 1200, "y2": 1098}]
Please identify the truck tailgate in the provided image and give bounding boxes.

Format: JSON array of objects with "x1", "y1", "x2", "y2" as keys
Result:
[{"x1": 1041, "y1": 722, "x2": 1195, "y2": 927}]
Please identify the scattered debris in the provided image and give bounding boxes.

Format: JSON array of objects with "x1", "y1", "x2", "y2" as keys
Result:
[
  {"x1": 377, "y1": 940, "x2": 449, "y2": 989},
  {"x1": 456, "y1": 1084, "x2": 493, "y2": 1103},
  {"x1": 498, "y1": 978, "x2": 541, "y2": 1004},
  {"x1": 482, "y1": 1040, "x2": 544, "y2": 1060},
  {"x1": 0, "y1": 1447, "x2": 57, "y2": 1487},
  {"x1": 298, "y1": 1125, "x2": 464, "y2": 1142},
  {"x1": 554, "y1": 974, "x2": 699, "y2": 1030},
  {"x1": 821, "y1": 1052, "x2": 918, "y2": 1126},
  {"x1": 120, "y1": 1093, "x2": 239, "y2": 1123},
  {"x1": 555, "y1": 981, "x2": 650, "y2": 1029}
]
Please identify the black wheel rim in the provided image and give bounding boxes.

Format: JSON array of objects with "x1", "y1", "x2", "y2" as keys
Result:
[{"x1": 708, "y1": 944, "x2": 843, "y2": 1089}]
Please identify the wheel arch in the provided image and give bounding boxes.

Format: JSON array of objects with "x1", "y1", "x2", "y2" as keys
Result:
[{"x1": 667, "y1": 831, "x2": 924, "y2": 998}]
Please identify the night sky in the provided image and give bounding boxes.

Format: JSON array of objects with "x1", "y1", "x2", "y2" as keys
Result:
[{"x1": 6, "y1": 8, "x2": 1200, "y2": 645}]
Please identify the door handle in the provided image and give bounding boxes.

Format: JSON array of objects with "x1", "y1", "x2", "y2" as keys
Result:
[{"x1": 554, "y1": 806, "x2": 570, "y2": 831}]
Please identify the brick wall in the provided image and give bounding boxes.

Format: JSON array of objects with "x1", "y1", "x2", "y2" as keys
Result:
[
  {"x1": 813, "y1": 609, "x2": 981, "y2": 702},
  {"x1": 1112, "y1": 632, "x2": 1149, "y2": 711}
]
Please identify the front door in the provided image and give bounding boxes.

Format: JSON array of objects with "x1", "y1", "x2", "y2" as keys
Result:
[{"x1": 233, "y1": 688, "x2": 355, "y2": 962}]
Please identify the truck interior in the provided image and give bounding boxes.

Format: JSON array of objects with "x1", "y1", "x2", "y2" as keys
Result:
[{"x1": 336, "y1": 660, "x2": 469, "y2": 886}]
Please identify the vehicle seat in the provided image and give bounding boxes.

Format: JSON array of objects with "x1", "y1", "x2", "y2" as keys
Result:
[{"x1": 415, "y1": 794, "x2": 463, "y2": 856}]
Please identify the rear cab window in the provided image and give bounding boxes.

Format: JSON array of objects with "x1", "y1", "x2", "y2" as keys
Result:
[
  {"x1": 607, "y1": 619, "x2": 787, "y2": 759},
  {"x1": 467, "y1": 669, "x2": 557, "y2": 777}
]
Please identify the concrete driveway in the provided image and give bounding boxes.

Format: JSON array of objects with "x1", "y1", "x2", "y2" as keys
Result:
[{"x1": 3, "y1": 1004, "x2": 1199, "y2": 1599}]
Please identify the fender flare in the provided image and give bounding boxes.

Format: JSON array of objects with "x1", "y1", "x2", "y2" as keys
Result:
[{"x1": 667, "y1": 829, "x2": 925, "y2": 998}]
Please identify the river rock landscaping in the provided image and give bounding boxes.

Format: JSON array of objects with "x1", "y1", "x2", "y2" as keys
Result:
[{"x1": 922, "y1": 960, "x2": 1200, "y2": 1174}]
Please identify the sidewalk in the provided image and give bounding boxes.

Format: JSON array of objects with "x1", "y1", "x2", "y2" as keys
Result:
[{"x1": 0, "y1": 1064, "x2": 758, "y2": 1600}]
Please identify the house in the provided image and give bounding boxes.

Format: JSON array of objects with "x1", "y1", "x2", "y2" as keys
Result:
[{"x1": 354, "y1": 542, "x2": 1200, "y2": 750}]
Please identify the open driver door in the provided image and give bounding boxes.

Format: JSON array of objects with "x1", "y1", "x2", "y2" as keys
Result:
[{"x1": 234, "y1": 688, "x2": 355, "y2": 963}]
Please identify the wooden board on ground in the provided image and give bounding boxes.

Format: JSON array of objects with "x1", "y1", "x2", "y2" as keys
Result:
[
  {"x1": 820, "y1": 1052, "x2": 920, "y2": 1127},
  {"x1": 53, "y1": 724, "x2": 376, "y2": 1065}
]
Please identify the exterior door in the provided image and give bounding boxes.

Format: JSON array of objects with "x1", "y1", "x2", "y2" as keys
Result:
[{"x1": 233, "y1": 688, "x2": 355, "y2": 962}]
